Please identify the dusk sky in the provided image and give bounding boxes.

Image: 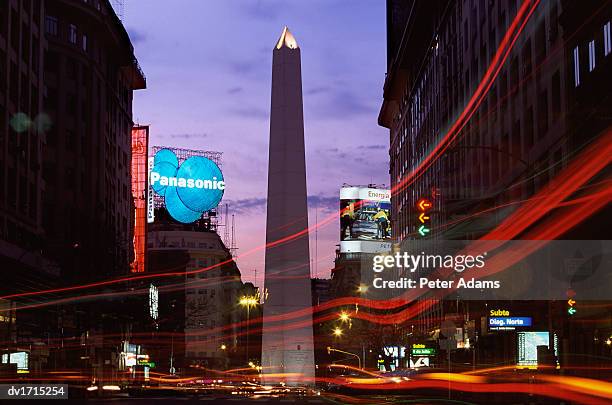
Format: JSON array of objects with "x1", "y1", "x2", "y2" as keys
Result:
[{"x1": 123, "y1": 1, "x2": 388, "y2": 287}]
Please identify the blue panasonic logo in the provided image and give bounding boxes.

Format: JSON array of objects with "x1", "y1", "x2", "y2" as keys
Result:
[{"x1": 150, "y1": 149, "x2": 225, "y2": 223}]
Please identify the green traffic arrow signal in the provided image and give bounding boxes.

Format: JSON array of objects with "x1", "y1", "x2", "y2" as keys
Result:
[
  {"x1": 418, "y1": 225, "x2": 430, "y2": 237},
  {"x1": 567, "y1": 307, "x2": 577, "y2": 315}
]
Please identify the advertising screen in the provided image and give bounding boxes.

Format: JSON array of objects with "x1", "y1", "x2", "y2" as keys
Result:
[
  {"x1": 1, "y1": 351, "x2": 28, "y2": 370},
  {"x1": 340, "y1": 187, "x2": 391, "y2": 253},
  {"x1": 517, "y1": 331, "x2": 550, "y2": 368}
]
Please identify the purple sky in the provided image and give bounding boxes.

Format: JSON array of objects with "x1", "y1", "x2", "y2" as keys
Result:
[{"x1": 124, "y1": 1, "x2": 389, "y2": 287}]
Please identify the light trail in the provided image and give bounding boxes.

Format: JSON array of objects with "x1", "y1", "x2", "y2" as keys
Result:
[
  {"x1": 391, "y1": 0, "x2": 541, "y2": 196},
  {"x1": 0, "y1": 1, "x2": 542, "y2": 303}
]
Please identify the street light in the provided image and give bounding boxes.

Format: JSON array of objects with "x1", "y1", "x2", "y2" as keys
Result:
[
  {"x1": 338, "y1": 312, "x2": 350, "y2": 322},
  {"x1": 327, "y1": 346, "x2": 362, "y2": 369},
  {"x1": 332, "y1": 327, "x2": 343, "y2": 337},
  {"x1": 220, "y1": 343, "x2": 227, "y2": 351},
  {"x1": 239, "y1": 296, "x2": 258, "y2": 307},
  {"x1": 357, "y1": 284, "x2": 368, "y2": 294},
  {"x1": 239, "y1": 295, "x2": 259, "y2": 365}
]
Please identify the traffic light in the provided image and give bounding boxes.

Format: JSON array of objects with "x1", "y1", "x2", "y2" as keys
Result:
[
  {"x1": 567, "y1": 289, "x2": 577, "y2": 316},
  {"x1": 416, "y1": 198, "x2": 432, "y2": 237},
  {"x1": 567, "y1": 299, "x2": 577, "y2": 315}
]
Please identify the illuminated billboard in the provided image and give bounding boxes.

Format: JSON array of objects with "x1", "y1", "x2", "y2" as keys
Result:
[
  {"x1": 130, "y1": 126, "x2": 149, "y2": 273},
  {"x1": 517, "y1": 331, "x2": 559, "y2": 369},
  {"x1": 340, "y1": 187, "x2": 391, "y2": 253},
  {"x1": 1, "y1": 351, "x2": 28, "y2": 371},
  {"x1": 149, "y1": 148, "x2": 224, "y2": 223}
]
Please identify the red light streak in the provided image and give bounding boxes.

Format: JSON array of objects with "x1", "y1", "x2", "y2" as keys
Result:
[
  {"x1": 392, "y1": 0, "x2": 541, "y2": 196},
  {"x1": 0, "y1": 0, "x2": 543, "y2": 303}
]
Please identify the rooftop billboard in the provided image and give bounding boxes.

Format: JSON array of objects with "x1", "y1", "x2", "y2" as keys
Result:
[
  {"x1": 149, "y1": 148, "x2": 225, "y2": 223},
  {"x1": 339, "y1": 186, "x2": 391, "y2": 253}
]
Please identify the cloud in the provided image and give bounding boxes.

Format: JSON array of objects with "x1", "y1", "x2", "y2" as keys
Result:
[
  {"x1": 157, "y1": 133, "x2": 208, "y2": 139},
  {"x1": 227, "y1": 86, "x2": 244, "y2": 94},
  {"x1": 127, "y1": 27, "x2": 147, "y2": 44},
  {"x1": 243, "y1": 0, "x2": 284, "y2": 21},
  {"x1": 227, "y1": 194, "x2": 338, "y2": 215},
  {"x1": 229, "y1": 61, "x2": 259, "y2": 75},
  {"x1": 229, "y1": 106, "x2": 268, "y2": 120},
  {"x1": 308, "y1": 195, "x2": 338, "y2": 213},
  {"x1": 315, "y1": 147, "x2": 348, "y2": 160},
  {"x1": 307, "y1": 86, "x2": 332, "y2": 95},
  {"x1": 357, "y1": 144, "x2": 386, "y2": 150},
  {"x1": 332, "y1": 90, "x2": 377, "y2": 116},
  {"x1": 309, "y1": 88, "x2": 377, "y2": 119},
  {"x1": 226, "y1": 197, "x2": 267, "y2": 214}
]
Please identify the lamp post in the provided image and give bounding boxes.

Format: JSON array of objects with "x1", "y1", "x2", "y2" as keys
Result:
[
  {"x1": 327, "y1": 346, "x2": 362, "y2": 369},
  {"x1": 239, "y1": 296, "x2": 258, "y2": 365}
]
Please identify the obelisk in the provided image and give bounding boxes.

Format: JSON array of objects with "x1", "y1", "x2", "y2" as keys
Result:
[{"x1": 261, "y1": 26, "x2": 315, "y2": 386}]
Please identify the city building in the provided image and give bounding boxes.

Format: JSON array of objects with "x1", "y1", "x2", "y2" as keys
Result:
[
  {"x1": 147, "y1": 211, "x2": 256, "y2": 372},
  {"x1": 0, "y1": 0, "x2": 59, "y2": 375},
  {"x1": 311, "y1": 278, "x2": 332, "y2": 307},
  {"x1": 0, "y1": 0, "x2": 145, "y2": 379},
  {"x1": 41, "y1": 0, "x2": 146, "y2": 280},
  {"x1": 0, "y1": 0, "x2": 45, "y2": 260},
  {"x1": 378, "y1": 0, "x2": 611, "y2": 370}
]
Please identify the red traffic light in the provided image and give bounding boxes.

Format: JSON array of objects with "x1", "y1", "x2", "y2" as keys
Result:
[{"x1": 417, "y1": 198, "x2": 432, "y2": 212}]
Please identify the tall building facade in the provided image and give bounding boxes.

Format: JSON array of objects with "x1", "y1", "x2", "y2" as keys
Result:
[
  {"x1": 381, "y1": 0, "x2": 610, "y2": 244},
  {"x1": 379, "y1": 0, "x2": 611, "y2": 366},
  {"x1": 261, "y1": 27, "x2": 315, "y2": 385},
  {"x1": 42, "y1": 0, "x2": 146, "y2": 280},
  {"x1": 0, "y1": 0, "x2": 146, "y2": 378},
  {"x1": 0, "y1": 0, "x2": 46, "y2": 275}
]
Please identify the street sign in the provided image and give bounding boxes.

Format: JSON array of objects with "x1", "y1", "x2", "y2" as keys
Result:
[
  {"x1": 411, "y1": 348, "x2": 436, "y2": 355},
  {"x1": 489, "y1": 317, "x2": 533, "y2": 329},
  {"x1": 410, "y1": 357, "x2": 430, "y2": 369}
]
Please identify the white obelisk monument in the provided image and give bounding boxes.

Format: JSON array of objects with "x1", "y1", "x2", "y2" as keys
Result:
[{"x1": 261, "y1": 26, "x2": 315, "y2": 386}]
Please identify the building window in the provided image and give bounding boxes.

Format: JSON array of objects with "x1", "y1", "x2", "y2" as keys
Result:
[
  {"x1": 573, "y1": 46, "x2": 580, "y2": 87},
  {"x1": 45, "y1": 16, "x2": 58, "y2": 36},
  {"x1": 68, "y1": 24, "x2": 77, "y2": 44},
  {"x1": 82, "y1": 34, "x2": 87, "y2": 52},
  {"x1": 552, "y1": 71, "x2": 561, "y2": 120},
  {"x1": 588, "y1": 40, "x2": 596, "y2": 72},
  {"x1": 604, "y1": 22, "x2": 611, "y2": 56}
]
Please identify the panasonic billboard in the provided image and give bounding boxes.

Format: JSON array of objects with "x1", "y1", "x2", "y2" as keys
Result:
[{"x1": 149, "y1": 148, "x2": 225, "y2": 223}]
